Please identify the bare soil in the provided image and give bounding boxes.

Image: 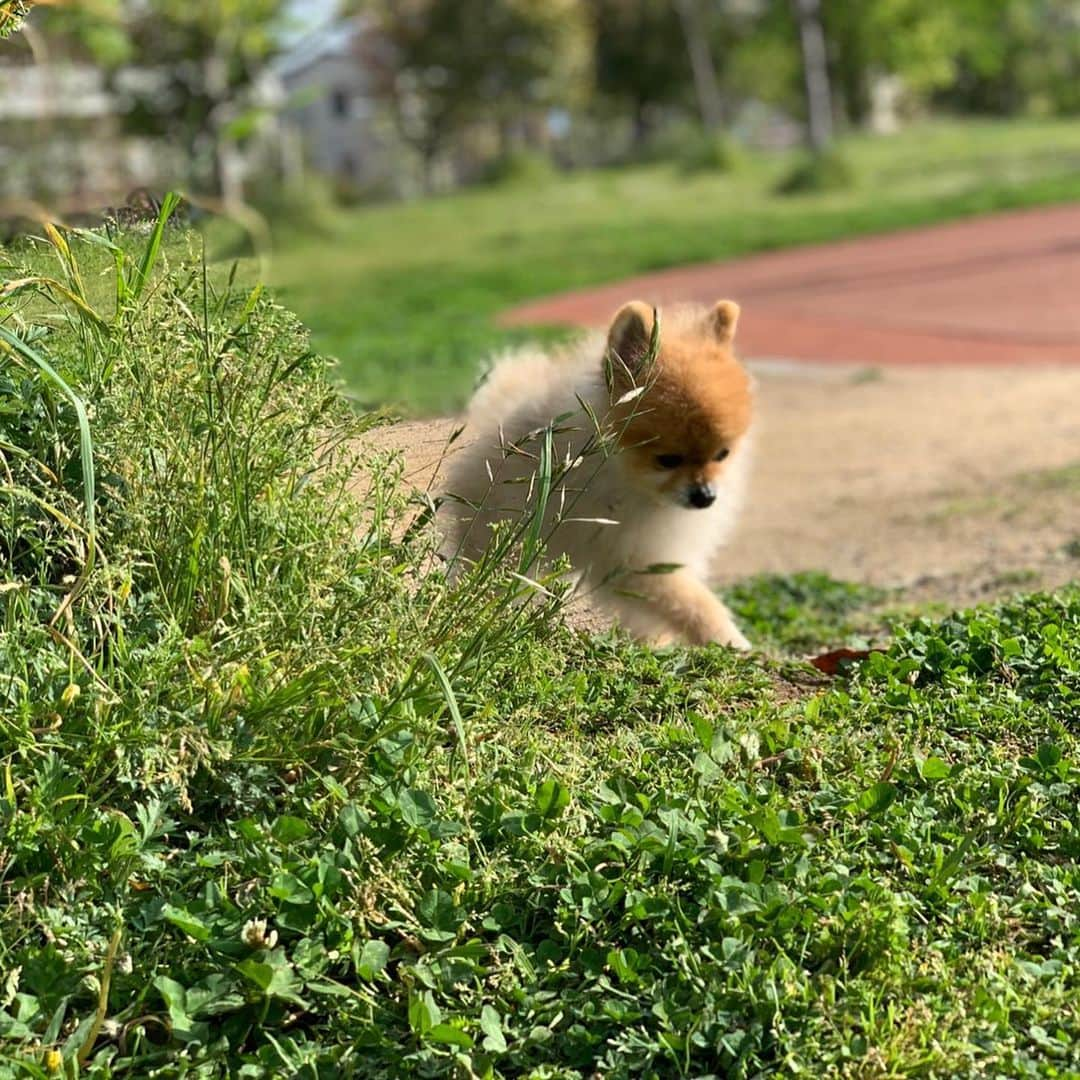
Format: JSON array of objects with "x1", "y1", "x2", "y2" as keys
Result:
[{"x1": 366, "y1": 361, "x2": 1080, "y2": 615}]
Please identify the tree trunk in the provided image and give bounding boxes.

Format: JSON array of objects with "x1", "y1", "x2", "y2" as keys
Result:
[
  {"x1": 674, "y1": 0, "x2": 724, "y2": 130},
  {"x1": 792, "y1": 0, "x2": 833, "y2": 152},
  {"x1": 834, "y1": 22, "x2": 870, "y2": 127},
  {"x1": 420, "y1": 138, "x2": 441, "y2": 194},
  {"x1": 216, "y1": 140, "x2": 244, "y2": 208},
  {"x1": 204, "y1": 49, "x2": 241, "y2": 204},
  {"x1": 631, "y1": 98, "x2": 650, "y2": 147}
]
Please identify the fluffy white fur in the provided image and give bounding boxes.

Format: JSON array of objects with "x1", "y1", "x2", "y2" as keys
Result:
[{"x1": 439, "y1": 314, "x2": 753, "y2": 648}]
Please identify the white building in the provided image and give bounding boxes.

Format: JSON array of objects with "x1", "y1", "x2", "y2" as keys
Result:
[
  {"x1": 266, "y1": 16, "x2": 401, "y2": 194},
  {"x1": 0, "y1": 46, "x2": 182, "y2": 208}
]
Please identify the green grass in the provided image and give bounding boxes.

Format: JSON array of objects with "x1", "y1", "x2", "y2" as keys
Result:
[
  {"x1": 725, "y1": 571, "x2": 890, "y2": 654},
  {"x1": 237, "y1": 117, "x2": 1080, "y2": 413},
  {"x1": 3, "y1": 218, "x2": 1080, "y2": 1077}
]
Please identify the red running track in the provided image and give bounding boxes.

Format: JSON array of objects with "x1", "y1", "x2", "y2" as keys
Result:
[{"x1": 501, "y1": 204, "x2": 1080, "y2": 366}]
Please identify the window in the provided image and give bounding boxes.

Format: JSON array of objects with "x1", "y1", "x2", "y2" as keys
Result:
[{"x1": 330, "y1": 89, "x2": 349, "y2": 118}]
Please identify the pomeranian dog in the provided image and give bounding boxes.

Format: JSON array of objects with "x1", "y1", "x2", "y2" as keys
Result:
[{"x1": 439, "y1": 298, "x2": 754, "y2": 649}]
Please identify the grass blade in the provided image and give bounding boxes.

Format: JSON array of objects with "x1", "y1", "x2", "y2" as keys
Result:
[
  {"x1": 131, "y1": 191, "x2": 182, "y2": 301},
  {"x1": 422, "y1": 651, "x2": 471, "y2": 788},
  {"x1": 0, "y1": 276, "x2": 109, "y2": 329},
  {"x1": 0, "y1": 324, "x2": 96, "y2": 613},
  {"x1": 518, "y1": 425, "x2": 553, "y2": 574}
]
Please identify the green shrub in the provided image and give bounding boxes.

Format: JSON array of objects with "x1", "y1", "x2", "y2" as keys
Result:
[
  {"x1": 726, "y1": 571, "x2": 888, "y2": 651},
  {"x1": 4, "y1": 210, "x2": 1080, "y2": 1078},
  {"x1": 676, "y1": 130, "x2": 745, "y2": 174},
  {"x1": 479, "y1": 147, "x2": 557, "y2": 187},
  {"x1": 331, "y1": 172, "x2": 400, "y2": 207},
  {"x1": 246, "y1": 173, "x2": 342, "y2": 236},
  {"x1": 775, "y1": 146, "x2": 857, "y2": 195}
]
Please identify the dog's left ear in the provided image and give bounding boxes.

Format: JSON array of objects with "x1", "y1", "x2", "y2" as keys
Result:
[
  {"x1": 607, "y1": 300, "x2": 655, "y2": 367},
  {"x1": 711, "y1": 300, "x2": 740, "y2": 345}
]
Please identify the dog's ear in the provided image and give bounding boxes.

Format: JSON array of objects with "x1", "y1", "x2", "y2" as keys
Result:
[
  {"x1": 607, "y1": 301, "x2": 655, "y2": 374},
  {"x1": 710, "y1": 300, "x2": 740, "y2": 345}
]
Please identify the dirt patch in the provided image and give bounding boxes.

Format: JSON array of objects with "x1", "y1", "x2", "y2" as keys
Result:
[{"x1": 365, "y1": 361, "x2": 1080, "y2": 616}]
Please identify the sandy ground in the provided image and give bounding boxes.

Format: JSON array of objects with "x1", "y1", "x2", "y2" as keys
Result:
[{"x1": 366, "y1": 361, "x2": 1080, "y2": 613}]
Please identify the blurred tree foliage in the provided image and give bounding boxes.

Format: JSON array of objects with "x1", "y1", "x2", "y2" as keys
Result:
[
  {"x1": 703, "y1": 0, "x2": 1080, "y2": 135},
  {"x1": 585, "y1": 0, "x2": 690, "y2": 141},
  {"x1": 33, "y1": 0, "x2": 289, "y2": 197},
  {"x1": 584, "y1": 1, "x2": 765, "y2": 143},
  {"x1": 941, "y1": 0, "x2": 1080, "y2": 116},
  {"x1": 822, "y1": 0, "x2": 969, "y2": 124},
  {"x1": 17, "y1": 0, "x2": 131, "y2": 62},
  {"x1": 354, "y1": 0, "x2": 591, "y2": 187},
  {"x1": 120, "y1": 0, "x2": 289, "y2": 198},
  {"x1": 16, "y1": 0, "x2": 1080, "y2": 197}
]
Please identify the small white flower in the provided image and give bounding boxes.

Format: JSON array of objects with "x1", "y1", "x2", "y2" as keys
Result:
[
  {"x1": 241, "y1": 918, "x2": 277, "y2": 949},
  {"x1": 1, "y1": 965, "x2": 20, "y2": 1007},
  {"x1": 242, "y1": 918, "x2": 266, "y2": 946}
]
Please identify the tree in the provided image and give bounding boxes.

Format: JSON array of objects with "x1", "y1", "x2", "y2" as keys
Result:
[
  {"x1": 122, "y1": 0, "x2": 290, "y2": 203},
  {"x1": 16, "y1": 0, "x2": 133, "y2": 65},
  {"x1": 33, "y1": 0, "x2": 289, "y2": 202},
  {"x1": 740, "y1": 0, "x2": 995, "y2": 133},
  {"x1": 935, "y1": 0, "x2": 1080, "y2": 117},
  {"x1": 822, "y1": 0, "x2": 969, "y2": 125},
  {"x1": 673, "y1": 0, "x2": 725, "y2": 130},
  {"x1": 358, "y1": 0, "x2": 590, "y2": 188},
  {"x1": 586, "y1": 0, "x2": 692, "y2": 144},
  {"x1": 791, "y1": 0, "x2": 832, "y2": 151}
]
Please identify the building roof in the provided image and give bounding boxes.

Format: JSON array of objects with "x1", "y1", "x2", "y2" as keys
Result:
[{"x1": 271, "y1": 15, "x2": 368, "y2": 82}]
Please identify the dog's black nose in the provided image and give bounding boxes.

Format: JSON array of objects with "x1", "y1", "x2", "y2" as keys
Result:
[{"x1": 688, "y1": 485, "x2": 716, "y2": 509}]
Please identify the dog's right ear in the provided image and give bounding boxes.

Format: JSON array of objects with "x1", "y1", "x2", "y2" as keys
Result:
[
  {"x1": 607, "y1": 301, "x2": 655, "y2": 376},
  {"x1": 710, "y1": 299, "x2": 740, "y2": 345}
]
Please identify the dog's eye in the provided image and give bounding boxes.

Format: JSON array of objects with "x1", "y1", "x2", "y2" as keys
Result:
[
  {"x1": 655, "y1": 453, "x2": 683, "y2": 469},
  {"x1": 714, "y1": 448, "x2": 730, "y2": 462}
]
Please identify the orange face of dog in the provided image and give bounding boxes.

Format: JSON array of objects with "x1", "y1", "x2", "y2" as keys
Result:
[{"x1": 606, "y1": 299, "x2": 753, "y2": 509}]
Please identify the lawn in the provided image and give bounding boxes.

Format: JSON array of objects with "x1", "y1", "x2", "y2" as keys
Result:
[
  {"x1": 1, "y1": 209, "x2": 1079, "y2": 1077},
  {"x1": 247, "y1": 117, "x2": 1080, "y2": 413}
]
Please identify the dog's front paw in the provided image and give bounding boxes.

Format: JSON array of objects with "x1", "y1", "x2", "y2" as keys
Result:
[
  {"x1": 722, "y1": 628, "x2": 752, "y2": 652},
  {"x1": 689, "y1": 622, "x2": 752, "y2": 650}
]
